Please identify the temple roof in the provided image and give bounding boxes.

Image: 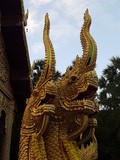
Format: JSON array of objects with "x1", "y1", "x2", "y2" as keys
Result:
[{"x1": 1, "y1": 0, "x2": 32, "y2": 112}]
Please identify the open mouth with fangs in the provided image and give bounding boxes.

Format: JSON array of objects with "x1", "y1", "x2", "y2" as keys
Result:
[
  {"x1": 40, "y1": 93, "x2": 56, "y2": 105},
  {"x1": 63, "y1": 85, "x2": 98, "y2": 113},
  {"x1": 75, "y1": 85, "x2": 97, "y2": 100},
  {"x1": 76, "y1": 127, "x2": 98, "y2": 152}
]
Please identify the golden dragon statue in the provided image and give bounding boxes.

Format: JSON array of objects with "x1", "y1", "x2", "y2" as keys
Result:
[{"x1": 19, "y1": 9, "x2": 99, "y2": 160}]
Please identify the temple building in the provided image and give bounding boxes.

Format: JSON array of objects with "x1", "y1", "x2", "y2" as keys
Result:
[{"x1": 0, "y1": 0, "x2": 32, "y2": 159}]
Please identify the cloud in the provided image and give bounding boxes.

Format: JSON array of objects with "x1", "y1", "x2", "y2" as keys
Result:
[
  {"x1": 26, "y1": 0, "x2": 120, "y2": 34},
  {"x1": 29, "y1": 0, "x2": 53, "y2": 8},
  {"x1": 25, "y1": 0, "x2": 101, "y2": 36},
  {"x1": 27, "y1": 11, "x2": 40, "y2": 34},
  {"x1": 51, "y1": 19, "x2": 78, "y2": 42},
  {"x1": 24, "y1": 0, "x2": 120, "y2": 76},
  {"x1": 54, "y1": 0, "x2": 86, "y2": 16},
  {"x1": 24, "y1": 0, "x2": 100, "y2": 65},
  {"x1": 31, "y1": 42, "x2": 44, "y2": 56}
]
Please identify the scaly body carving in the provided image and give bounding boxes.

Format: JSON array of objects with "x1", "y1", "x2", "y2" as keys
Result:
[{"x1": 19, "y1": 9, "x2": 99, "y2": 160}]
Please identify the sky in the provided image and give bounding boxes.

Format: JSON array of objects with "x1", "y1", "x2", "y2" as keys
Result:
[{"x1": 24, "y1": 0, "x2": 120, "y2": 78}]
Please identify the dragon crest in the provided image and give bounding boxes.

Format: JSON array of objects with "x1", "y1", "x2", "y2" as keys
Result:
[{"x1": 19, "y1": 9, "x2": 99, "y2": 160}]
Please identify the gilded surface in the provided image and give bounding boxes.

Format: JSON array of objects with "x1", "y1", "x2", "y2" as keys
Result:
[{"x1": 19, "y1": 9, "x2": 99, "y2": 160}]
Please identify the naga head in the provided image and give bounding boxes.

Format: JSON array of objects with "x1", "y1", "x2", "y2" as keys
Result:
[
  {"x1": 27, "y1": 9, "x2": 98, "y2": 116},
  {"x1": 56, "y1": 9, "x2": 98, "y2": 115}
]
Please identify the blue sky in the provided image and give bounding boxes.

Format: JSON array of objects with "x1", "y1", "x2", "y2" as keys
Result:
[{"x1": 24, "y1": 0, "x2": 120, "y2": 78}]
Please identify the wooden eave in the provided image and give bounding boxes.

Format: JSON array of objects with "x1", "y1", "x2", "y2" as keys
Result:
[{"x1": 1, "y1": 0, "x2": 32, "y2": 112}]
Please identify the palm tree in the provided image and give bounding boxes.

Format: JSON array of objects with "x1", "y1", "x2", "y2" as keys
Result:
[
  {"x1": 31, "y1": 60, "x2": 45, "y2": 87},
  {"x1": 31, "y1": 59, "x2": 62, "y2": 87},
  {"x1": 96, "y1": 56, "x2": 120, "y2": 159},
  {"x1": 98, "y1": 56, "x2": 120, "y2": 110}
]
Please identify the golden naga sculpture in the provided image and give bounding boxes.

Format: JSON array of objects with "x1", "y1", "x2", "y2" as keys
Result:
[{"x1": 19, "y1": 9, "x2": 99, "y2": 160}]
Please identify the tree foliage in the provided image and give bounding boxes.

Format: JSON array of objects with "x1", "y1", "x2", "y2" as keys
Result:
[
  {"x1": 98, "y1": 56, "x2": 120, "y2": 110},
  {"x1": 96, "y1": 110, "x2": 120, "y2": 160},
  {"x1": 96, "y1": 56, "x2": 120, "y2": 159}
]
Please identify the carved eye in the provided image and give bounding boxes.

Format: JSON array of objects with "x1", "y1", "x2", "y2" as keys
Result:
[
  {"x1": 32, "y1": 89, "x2": 39, "y2": 97},
  {"x1": 71, "y1": 75, "x2": 78, "y2": 82}
]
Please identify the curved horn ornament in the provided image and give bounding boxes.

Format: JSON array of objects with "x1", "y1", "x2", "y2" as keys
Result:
[
  {"x1": 80, "y1": 9, "x2": 97, "y2": 70},
  {"x1": 71, "y1": 9, "x2": 97, "y2": 75},
  {"x1": 36, "y1": 13, "x2": 56, "y2": 89}
]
